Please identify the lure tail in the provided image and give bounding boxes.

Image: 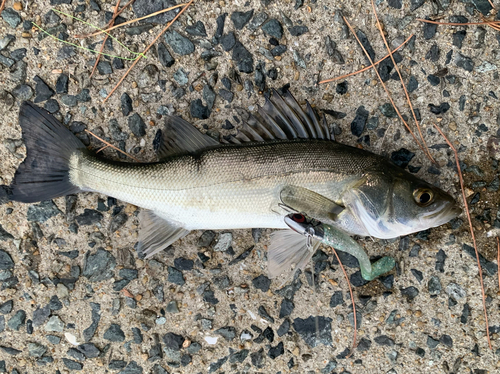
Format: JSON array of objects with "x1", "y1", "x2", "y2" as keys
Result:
[{"x1": 10, "y1": 102, "x2": 85, "y2": 203}]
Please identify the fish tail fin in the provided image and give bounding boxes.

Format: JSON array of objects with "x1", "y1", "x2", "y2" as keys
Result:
[{"x1": 10, "y1": 102, "x2": 85, "y2": 203}]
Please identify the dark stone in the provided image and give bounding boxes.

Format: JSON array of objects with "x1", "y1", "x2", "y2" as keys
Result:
[
  {"x1": 453, "y1": 30, "x2": 467, "y2": 48},
  {"x1": 391, "y1": 148, "x2": 415, "y2": 168},
  {"x1": 198, "y1": 230, "x2": 215, "y2": 247},
  {"x1": 428, "y1": 276, "x2": 442, "y2": 295},
  {"x1": 379, "y1": 103, "x2": 397, "y2": 118},
  {"x1": 219, "y1": 89, "x2": 234, "y2": 103},
  {"x1": 407, "y1": 76, "x2": 418, "y2": 93},
  {"x1": 11, "y1": 84, "x2": 33, "y2": 100},
  {"x1": 351, "y1": 105, "x2": 369, "y2": 137},
  {"x1": 104, "y1": 323, "x2": 125, "y2": 342},
  {"x1": 67, "y1": 347, "x2": 85, "y2": 361},
  {"x1": 258, "y1": 306, "x2": 274, "y2": 323},
  {"x1": 109, "y1": 212, "x2": 128, "y2": 232},
  {"x1": 288, "y1": 25, "x2": 308, "y2": 36},
  {"x1": 461, "y1": 303, "x2": 470, "y2": 324},
  {"x1": 109, "y1": 360, "x2": 127, "y2": 370},
  {"x1": 96, "y1": 61, "x2": 112, "y2": 75},
  {"x1": 455, "y1": 53, "x2": 474, "y2": 71},
  {"x1": 471, "y1": 0, "x2": 493, "y2": 16},
  {"x1": 232, "y1": 41, "x2": 254, "y2": 73},
  {"x1": 388, "y1": 0, "x2": 402, "y2": 8},
  {"x1": 425, "y1": 43, "x2": 440, "y2": 61},
  {"x1": 62, "y1": 358, "x2": 83, "y2": 370},
  {"x1": 77, "y1": 343, "x2": 100, "y2": 358},
  {"x1": 44, "y1": 99, "x2": 60, "y2": 113},
  {"x1": 121, "y1": 93, "x2": 133, "y2": 116},
  {"x1": 401, "y1": 286, "x2": 419, "y2": 300},
  {"x1": 125, "y1": 25, "x2": 155, "y2": 36},
  {"x1": 27, "y1": 200, "x2": 61, "y2": 223},
  {"x1": 208, "y1": 356, "x2": 228, "y2": 373},
  {"x1": 440, "y1": 334, "x2": 453, "y2": 347},
  {"x1": 1, "y1": 8, "x2": 22, "y2": 28},
  {"x1": 215, "y1": 326, "x2": 236, "y2": 340},
  {"x1": 423, "y1": 17, "x2": 438, "y2": 39},
  {"x1": 436, "y1": 249, "x2": 446, "y2": 272},
  {"x1": 330, "y1": 291, "x2": 344, "y2": 308},
  {"x1": 162, "y1": 332, "x2": 184, "y2": 350},
  {"x1": 117, "y1": 361, "x2": 143, "y2": 374},
  {"x1": 33, "y1": 75, "x2": 55, "y2": 103},
  {"x1": 410, "y1": 0, "x2": 426, "y2": 11},
  {"x1": 167, "y1": 266, "x2": 185, "y2": 286},
  {"x1": 461, "y1": 244, "x2": 497, "y2": 276},
  {"x1": 0, "y1": 250, "x2": 14, "y2": 270},
  {"x1": 271, "y1": 44, "x2": 287, "y2": 56},
  {"x1": 262, "y1": 19, "x2": 283, "y2": 39},
  {"x1": 252, "y1": 274, "x2": 271, "y2": 292},
  {"x1": 83, "y1": 248, "x2": 116, "y2": 282},
  {"x1": 75, "y1": 209, "x2": 103, "y2": 226},
  {"x1": 190, "y1": 99, "x2": 211, "y2": 119},
  {"x1": 250, "y1": 348, "x2": 265, "y2": 368},
  {"x1": 185, "y1": 21, "x2": 207, "y2": 37},
  {"x1": 411, "y1": 269, "x2": 423, "y2": 283},
  {"x1": 416, "y1": 347, "x2": 425, "y2": 357},
  {"x1": 7, "y1": 310, "x2": 25, "y2": 330},
  {"x1": 268, "y1": 342, "x2": 284, "y2": 359},
  {"x1": 355, "y1": 30, "x2": 376, "y2": 63},
  {"x1": 229, "y1": 349, "x2": 249, "y2": 363},
  {"x1": 0, "y1": 300, "x2": 13, "y2": 314},
  {"x1": 203, "y1": 84, "x2": 216, "y2": 110},
  {"x1": 132, "y1": 0, "x2": 179, "y2": 24},
  {"x1": 279, "y1": 299, "x2": 294, "y2": 318},
  {"x1": 357, "y1": 337, "x2": 372, "y2": 352},
  {"x1": 164, "y1": 30, "x2": 194, "y2": 56},
  {"x1": 157, "y1": 42, "x2": 175, "y2": 68},
  {"x1": 277, "y1": 318, "x2": 290, "y2": 336},
  {"x1": 429, "y1": 102, "x2": 450, "y2": 115},
  {"x1": 128, "y1": 113, "x2": 146, "y2": 137},
  {"x1": 220, "y1": 32, "x2": 236, "y2": 51},
  {"x1": 214, "y1": 13, "x2": 227, "y2": 42},
  {"x1": 49, "y1": 295, "x2": 62, "y2": 311},
  {"x1": 10, "y1": 48, "x2": 27, "y2": 61},
  {"x1": 293, "y1": 316, "x2": 332, "y2": 347},
  {"x1": 427, "y1": 75, "x2": 440, "y2": 86},
  {"x1": 174, "y1": 257, "x2": 193, "y2": 271},
  {"x1": 335, "y1": 81, "x2": 348, "y2": 96},
  {"x1": 247, "y1": 12, "x2": 268, "y2": 30},
  {"x1": 374, "y1": 335, "x2": 395, "y2": 346},
  {"x1": 231, "y1": 10, "x2": 254, "y2": 30}
]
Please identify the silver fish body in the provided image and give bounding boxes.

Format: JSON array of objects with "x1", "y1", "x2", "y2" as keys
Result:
[{"x1": 10, "y1": 90, "x2": 460, "y2": 262}]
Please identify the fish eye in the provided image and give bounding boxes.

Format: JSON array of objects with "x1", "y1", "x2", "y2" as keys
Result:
[
  {"x1": 413, "y1": 188, "x2": 434, "y2": 207},
  {"x1": 292, "y1": 214, "x2": 306, "y2": 223}
]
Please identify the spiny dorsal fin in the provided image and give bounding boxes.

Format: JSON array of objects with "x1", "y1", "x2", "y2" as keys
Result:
[
  {"x1": 157, "y1": 115, "x2": 219, "y2": 160},
  {"x1": 238, "y1": 90, "x2": 333, "y2": 143}
]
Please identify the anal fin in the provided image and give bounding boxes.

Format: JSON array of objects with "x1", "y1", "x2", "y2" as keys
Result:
[
  {"x1": 137, "y1": 210, "x2": 189, "y2": 258},
  {"x1": 268, "y1": 229, "x2": 321, "y2": 280}
]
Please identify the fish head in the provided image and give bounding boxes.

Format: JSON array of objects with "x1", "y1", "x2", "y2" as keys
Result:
[{"x1": 341, "y1": 169, "x2": 461, "y2": 239}]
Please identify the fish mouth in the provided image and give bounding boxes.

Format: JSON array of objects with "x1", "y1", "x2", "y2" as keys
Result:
[{"x1": 420, "y1": 201, "x2": 461, "y2": 226}]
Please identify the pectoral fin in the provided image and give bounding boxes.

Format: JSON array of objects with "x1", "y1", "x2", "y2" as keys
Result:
[
  {"x1": 280, "y1": 185, "x2": 344, "y2": 225},
  {"x1": 268, "y1": 229, "x2": 321, "y2": 279},
  {"x1": 137, "y1": 210, "x2": 189, "y2": 259}
]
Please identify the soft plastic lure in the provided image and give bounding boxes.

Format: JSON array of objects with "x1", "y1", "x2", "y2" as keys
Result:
[{"x1": 284, "y1": 213, "x2": 396, "y2": 281}]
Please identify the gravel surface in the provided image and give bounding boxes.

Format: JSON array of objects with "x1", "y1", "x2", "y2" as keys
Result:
[{"x1": 1, "y1": 0, "x2": 500, "y2": 373}]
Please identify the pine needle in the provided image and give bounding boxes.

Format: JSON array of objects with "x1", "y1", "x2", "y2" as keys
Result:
[
  {"x1": 432, "y1": 123, "x2": 492, "y2": 350},
  {"x1": 0, "y1": 0, "x2": 6, "y2": 14},
  {"x1": 104, "y1": 0, "x2": 195, "y2": 103},
  {"x1": 75, "y1": 3, "x2": 188, "y2": 39},
  {"x1": 331, "y1": 247, "x2": 357, "y2": 356},
  {"x1": 319, "y1": 34, "x2": 413, "y2": 84},
  {"x1": 85, "y1": 129, "x2": 140, "y2": 163},
  {"x1": 342, "y1": 16, "x2": 428, "y2": 158},
  {"x1": 371, "y1": 0, "x2": 434, "y2": 163}
]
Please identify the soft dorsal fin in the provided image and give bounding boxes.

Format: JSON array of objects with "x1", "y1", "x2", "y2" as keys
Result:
[
  {"x1": 136, "y1": 210, "x2": 189, "y2": 259},
  {"x1": 157, "y1": 115, "x2": 219, "y2": 159},
  {"x1": 238, "y1": 90, "x2": 334, "y2": 143}
]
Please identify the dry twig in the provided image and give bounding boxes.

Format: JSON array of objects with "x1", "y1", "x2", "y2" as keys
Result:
[
  {"x1": 75, "y1": 3, "x2": 187, "y2": 39},
  {"x1": 104, "y1": 0, "x2": 195, "y2": 103},
  {"x1": 331, "y1": 247, "x2": 357, "y2": 356},
  {"x1": 342, "y1": 16, "x2": 428, "y2": 158},
  {"x1": 432, "y1": 124, "x2": 492, "y2": 350},
  {"x1": 90, "y1": 0, "x2": 122, "y2": 78},
  {"x1": 319, "y1": 35, "x2": 413, "y2": 84},
  {"x1": 371, "y1": 0, "x2": 434, "y2": 163},
  {"x1": 0, "y1": 0, "x2": 6, "y2": 14},
  {"x1": 85, "y1": 129, "x2": 140, "y2": 162}
]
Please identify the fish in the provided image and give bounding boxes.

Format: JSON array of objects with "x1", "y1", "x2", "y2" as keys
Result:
[
  {"x1": 8, "y1": 89, "x2": 460, "y2": 277},
  {"x1": 277, "y1": 212, "x2": 396, "y2": 281}
]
